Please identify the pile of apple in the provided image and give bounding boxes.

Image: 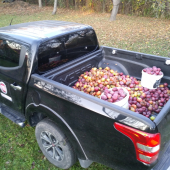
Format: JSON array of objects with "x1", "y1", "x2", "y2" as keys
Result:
[
  {"x1": 143, "y1": 66, "x2": 163, "y2": 75},
  {"x1": 101, "y1": 87, "x2": 127, "y2": 103},
  {"x1": 72, "y1": 67, "x2": 170, "y2": 120}
]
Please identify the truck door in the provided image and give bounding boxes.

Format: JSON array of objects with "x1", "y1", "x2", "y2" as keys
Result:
[{"x1": 0, "y1": 38, "x2": 28, "y2": 114}]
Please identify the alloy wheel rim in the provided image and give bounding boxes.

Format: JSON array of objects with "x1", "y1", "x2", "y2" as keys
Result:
[{"x1": 40, "y1": 131, "x2": 64, "y2": 162}]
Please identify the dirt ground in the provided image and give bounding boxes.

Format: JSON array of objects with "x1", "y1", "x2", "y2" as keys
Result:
[{"x1": 0, "y1": 1, "x2": 53, "y2": 15}]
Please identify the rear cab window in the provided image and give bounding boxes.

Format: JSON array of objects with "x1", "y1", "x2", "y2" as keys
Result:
[
  {"x1": 65, "y1": 29, "x2": 98, "y2": 58},
  {"x1": 38, "y1": 29, "x2": 98, "y2": 73},
  {"x1": 38, "y1": 38, "x2": 66, "y2": 72}
]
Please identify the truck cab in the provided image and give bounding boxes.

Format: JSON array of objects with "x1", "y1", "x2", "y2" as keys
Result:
[{"x1": 0, "y1": 20, "x2": 99, "y2": 126}]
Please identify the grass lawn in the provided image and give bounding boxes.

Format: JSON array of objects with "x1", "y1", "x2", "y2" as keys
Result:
[
  {"x1": 0, "y1": 115, "x2": 112, "y2": 170},
  {"x1": 0, "y1": 2, "x2": 170, "y2": 170}
]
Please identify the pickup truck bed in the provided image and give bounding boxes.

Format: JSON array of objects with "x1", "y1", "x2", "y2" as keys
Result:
[{"x1": 27, "y1": 45, "x2": 170, "y2": 170}]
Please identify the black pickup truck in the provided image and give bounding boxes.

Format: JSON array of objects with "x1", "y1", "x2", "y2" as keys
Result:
[{"x1": 0, "y1": 20, "x2": 170, "y2": 170}]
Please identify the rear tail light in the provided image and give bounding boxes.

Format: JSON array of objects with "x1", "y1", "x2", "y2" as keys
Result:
[{"x1": 114, "y1": 122, "x2": 161, "y2": 165}]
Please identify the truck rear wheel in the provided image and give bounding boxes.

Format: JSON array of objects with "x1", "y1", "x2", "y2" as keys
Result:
[{"x1": 35, "y1": 118, "x2": 76, "y2": 169}]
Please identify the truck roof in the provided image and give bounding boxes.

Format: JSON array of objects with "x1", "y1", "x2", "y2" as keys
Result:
[{"x1": 0, "y1": 20, "x2": 92, "y2": 44}]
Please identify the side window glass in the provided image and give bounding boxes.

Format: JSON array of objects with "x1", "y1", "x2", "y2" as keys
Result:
[
  {"x1": 0, "y1": 39, "x2": 21, "y2": 67},
  {"x1": 38, "y1": 39, "x2": 67, "y2": 72}
]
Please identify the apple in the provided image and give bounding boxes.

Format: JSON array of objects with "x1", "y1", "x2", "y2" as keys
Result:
[
  {"x1": 94, "y1": 87, "x2": 99, "y2": 92},
  {"x1": 96, "y1": 91, "x2": 101, "y2": 96},
  {"x1": 139, "y1": 87, "x2": 143, "y2": 91},
  {"x1": 105, "y1": 67, "x2": 110, "y2": 71},
  {"x1": 76, "y1": 82, "x2": 80, "y2": 87},
  {"x1": 135, "y1": 81, "x2": 139, "y2": 85},
  {"x1": 130, "y1": 107, "x2": 136, "y2": 112},
  {"x1": 84, "y1": 75, "x2": 88, "y2": 79},
  {"x1": 137, "y1": 98, "x2": 142, "y2": 102},
  {"x1": 101, "y1": 78, "x2": 105, "y2": 82}
]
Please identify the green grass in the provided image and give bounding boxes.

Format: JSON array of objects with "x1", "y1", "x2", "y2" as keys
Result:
[
  {"x1": 0, "y1": 4, "x2": 170, "y2": 170},
  {"x1": 0, "y1": 115, "x2": 112, "y2": 170}
]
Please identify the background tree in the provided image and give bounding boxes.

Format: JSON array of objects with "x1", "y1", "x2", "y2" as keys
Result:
[
  {"x1": 110, "y1": 0, "x2": 121, "y2": 21},
  {"x1": 52, "y1": 0, "x2": 58, "y2": 15},
  {"x1": 75, "y1": 0, "x2": 78, "y2": 10},
  {"x1": 33, "y1": 0, "x2": 170, "y2": 19},
  {"x1": 38, "y1": 0, "x2": 42, "y2": 8}
]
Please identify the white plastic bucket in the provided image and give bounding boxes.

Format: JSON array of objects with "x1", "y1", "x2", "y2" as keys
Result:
[
  {"x1": 100, "y1": 87, "x2": 129, "y2": 109},
  {"x1": 141, "y1": 70, "x2": 163, "y2": 89}
]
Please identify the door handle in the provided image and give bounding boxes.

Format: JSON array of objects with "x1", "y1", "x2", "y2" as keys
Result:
[{"x1": 10, "y1": 83, "x2": 22, "y2": 91}]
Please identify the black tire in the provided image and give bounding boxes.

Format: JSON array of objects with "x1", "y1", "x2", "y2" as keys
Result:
[{"x1": 35, "y1": 118, "x2": 76, "y2": 169}]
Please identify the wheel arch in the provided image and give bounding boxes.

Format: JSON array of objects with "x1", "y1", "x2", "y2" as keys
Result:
[{"x1": 25, "y1": 103, "x2": 88, "y2": 160}]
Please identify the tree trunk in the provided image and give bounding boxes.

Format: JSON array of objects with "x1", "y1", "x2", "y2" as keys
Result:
[
  {"x1": 75, "y1": 0, "x2": 77, "y2": 10},
  {"x1": 66, "y1": 0, "x2": 69, "y2": 8},
  {"x1": 165, "y1": 0, "x2": 170, "y2": 16},
  {"x1": 52, "y1": 0, "x2": 57, "y2": 15},
  {"x1": 110, "y1": 0, "x2": 121, "y2": 21},
  {"x1": 102, "y1": 0, "x2": 105, "y2": 13},
  {"x1": 38, "y1": 0, "x2": 42, "y2": 8}
]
